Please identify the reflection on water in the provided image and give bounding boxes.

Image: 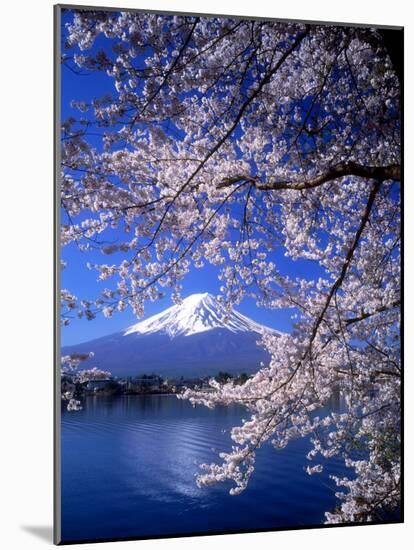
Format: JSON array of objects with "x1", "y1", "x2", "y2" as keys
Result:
[{"x1": 61, "y1": 394, "x2": 346, "y2": 542}]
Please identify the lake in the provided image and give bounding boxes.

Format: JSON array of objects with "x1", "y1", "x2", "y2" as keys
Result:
[{"x1": 61, "y1": 393, "x2": 347, "y2": 543}]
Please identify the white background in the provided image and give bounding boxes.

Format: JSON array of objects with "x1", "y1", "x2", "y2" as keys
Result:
[{"x1": 1, "y1": 0, "x2": 412, "y2": 548}]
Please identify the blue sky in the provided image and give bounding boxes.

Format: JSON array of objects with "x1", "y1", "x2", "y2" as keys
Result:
[{"x1": 60, "y1": 10, "x2": 326, "y2": 346}]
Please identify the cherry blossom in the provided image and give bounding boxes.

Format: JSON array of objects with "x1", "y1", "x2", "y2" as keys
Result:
[
  {"x1": 61, "y1": 352, "x2": 112, "y2": 410},
  {"x1": 60, "y1": 9, "x2": 401, "y2": 523}
]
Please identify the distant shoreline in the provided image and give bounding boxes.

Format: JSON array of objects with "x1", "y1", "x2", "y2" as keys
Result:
[{"x1": 61, "y1": 371, "x2": 248, "y2": 404}]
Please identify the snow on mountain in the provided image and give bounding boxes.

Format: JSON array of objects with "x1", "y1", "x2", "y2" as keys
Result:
[
  {"x1": 62, "y1": 293, "x2": 281, "y2": 377},
  {"x1": 124, "y1": 292, "x2": 278, "y2": 338}
]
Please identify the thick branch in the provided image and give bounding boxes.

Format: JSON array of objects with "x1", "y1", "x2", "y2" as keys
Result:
[
  {"x1": 216, "y1": 162, "x2": 400, "y2": 191},
  {"x1": 344, "y1": 300, "x2": 400, "y2": 326}
]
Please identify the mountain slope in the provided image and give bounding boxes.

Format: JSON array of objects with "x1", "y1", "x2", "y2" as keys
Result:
[
  {"x1": 62, "y1": 293, "x2": 281, "y2": 378},
  {"x1": 125, "y1": 293, "x2": 275, "y2": 337}
]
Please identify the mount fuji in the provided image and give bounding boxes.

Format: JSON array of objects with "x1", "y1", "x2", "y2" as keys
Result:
[{"x1": 62, "y1": 293, "x2": 281, "y2": 378}]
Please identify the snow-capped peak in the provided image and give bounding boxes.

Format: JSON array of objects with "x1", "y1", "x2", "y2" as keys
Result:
[{"x1": 124, "y1": 293, "x2": 280, "y2": 338}]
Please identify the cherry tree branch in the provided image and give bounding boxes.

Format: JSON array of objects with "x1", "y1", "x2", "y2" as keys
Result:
[{"x1": 216, "y1": 162, "x2": 400, "y2": 191}]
